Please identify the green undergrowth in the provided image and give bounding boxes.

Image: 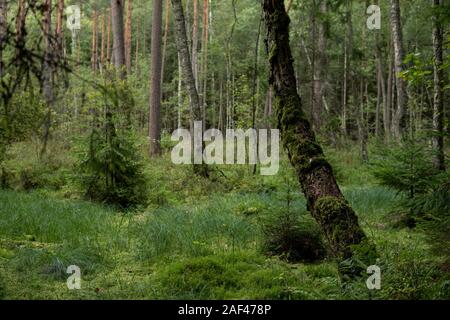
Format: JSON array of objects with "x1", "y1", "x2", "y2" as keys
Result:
[{"x1": 0, "y1": 143, "x2": 448, "y2": 300}]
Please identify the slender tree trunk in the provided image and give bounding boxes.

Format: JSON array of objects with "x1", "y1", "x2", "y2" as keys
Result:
[
  {"x1": 91, "y1": 10, "x2": 98, "y2": 72},
  {"x1": 312, "y1": 0, "x2": 327, "y2": 132},
  {"x1": 171, "y1": 0, "x2": 208, "y2": 177},
  {"x1": 111, "y1": 0, "x2": 126, "y2": 79},
  {"x1": 177, "y1": 53, "x2": 183, "y2": 128},
  {"x1": 262, "y1": 0, "x2": 374, "y2": 274},
  {"x1": 149, "y1": 0, "x2": 163, "y2": 156},
  {"x1": 358, "y1": 80, "x2": 369, "y2": 163},
  {"x1": 161, "y1": 0, "x2": 171, "y2": 86},
  {"x1": 107, "y1": 9, "x2": 112, "y2": 63},
  {"x1": 200, "y1": 0, "x2": 209, "y2": 130},
  {"x1": 55, "y1": 0, "x2": 65, "y2": 60},
  {"x1": 192, "y1": 0, "x2": 199, "y2": 89},
  {"x1": 101, "y1": 14, "x2": 106, "y2": 68},
  {"x1": 252, "y1": 11, "x2": 263, "y2": 175},
  {"x1": 341, "y1": 0, "x2": 352, "y2": 137},
  {"x1": 432, "y1": 0, "x2": 445, "y2": 170},
  {"x1": 134, "y1": 17, "x2": 139, "y2": 75},
  {"x1": 0, "y1": 0, "x2": 6, "y2": 79},
  {"x1": 385, "y1": 42, "x2": 394, "y2": 140},
  {"x1": 41, "y1": 0, "x2": 54, "y2": 156},
  {"x1": 125, "y1": 0, "x2": 133, "y2": 74},
  {"x1": 375, "y1": 31, "x2": 383, "y2": 138},
  {"x1": 389, "y1": 0, "x2": 408, "y2": 142},
  {"x1": 219, "y1": 78, "x2": 224, "y2": 132},
  {"x1": 15, "y1": 0, "x2": 26, "y2": 63}
]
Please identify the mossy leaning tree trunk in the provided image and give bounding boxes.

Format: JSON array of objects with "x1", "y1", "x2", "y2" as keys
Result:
[{"x1": 262, "y1": 0, "x2": 375, "y2": 276}]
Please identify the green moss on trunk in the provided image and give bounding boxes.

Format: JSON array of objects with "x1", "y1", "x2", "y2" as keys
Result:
[{"x1": 263, "y1": 0, "x2": 376, "y2": 277}]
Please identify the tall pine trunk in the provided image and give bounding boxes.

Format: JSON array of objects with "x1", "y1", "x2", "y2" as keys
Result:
[
  {"x1": 149, "y1": 0, "x2": 163, "y2": 156},
  {"x1": 111, "y1": 0, "x2": 126, "y2": 79},
  {"x1": 262, "y1": 0, "x2": 374, "y2": 275},
  {"x1": 125, "y1": 0, "x2": 133, "y2": 75},
  {"x1": 161, "y1": 0, "x2": 171, "y2": 87}
]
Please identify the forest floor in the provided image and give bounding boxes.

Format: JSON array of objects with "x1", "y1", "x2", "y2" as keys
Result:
[{"x1": 0, "y1": 143, "x2": 448, "y2": 300}]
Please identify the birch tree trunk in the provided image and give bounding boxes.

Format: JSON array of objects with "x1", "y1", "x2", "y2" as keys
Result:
[
  {"x1": 171, "y1": 0, "x2": 208, "y2": 177},
  {"x1": 431, "y1": 0, "x2": 445, "y2": 171},
  {"x1": 385, "y1": 42, "x2": 394, "y2": 141},
  {"x1": 312, "y1": 0, "x2": 327, "y2": 132},
  {"x1": 389, "y1": 0, "x2": 408, "y2": 141},
  {"x1": 192, "y1": 0, "x2": 199, "y2": 89}
]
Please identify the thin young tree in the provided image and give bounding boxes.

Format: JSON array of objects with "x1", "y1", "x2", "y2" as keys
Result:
[
  {"x1": 312, "y1": 0, "x2": 328, "y2": 132},
  {"x1": 200, "y1": 0, "x2": 209, "y2": 128},
  {"x1": 107, "y1": 9, "x2": 112, "y2": 63},
  {"x1": 125, "y1": 0, "x2": 133, "y2": 74},
  {"x1": 101, "y1": 13, "x2": 106, "y2": 67},
  {"x1": 431, "y1": 0, "x2": 445, "y2": 171},
  {"x1": 262, "y1": 0, "x2": 375, "y2": 274},
  {"x1": 389, "y1": 0, "x2": 408, "y2": 141},
  {"x1": 149, "y1": 0, "x2": 163, "y2": 156},
  {"x1": 192, "y1": 0, "x2": 199, "y2": 89},
  {"x1": 0, "y1": 0, "x2": 6, "y2": 79},
  {"x1": 91, "y1": 10, "x2": 98, "y2": 72},
  {"x1": 41, "y1": 0, "x2": 55, "y2": 156},
  {"x1": 171, "y1": 0, "x2": 208, "y2": 177}
]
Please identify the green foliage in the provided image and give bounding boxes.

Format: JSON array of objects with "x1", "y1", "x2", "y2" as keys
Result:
[
  {"x1": 0, "y1": 190, "x2": 114, "y2": 245},
  {"x1": 261, "y1": 174, "x2": 327, "y2": 263},
  {"x1": 262, "y1": 212, "x2": 327, "y2": 263},
  {"x1": 75, "y1": 78, "x2": 148, "y2": 209},
  {"x1": 77, "y1": 128, "x2": 148, "y2": 209},
  {"x1": 134, "y1": 201, "x2": 257, "y2": 260},
  {"x1": 1, "y1": 140, "x2": 72, "y2": 191},
  {"x1": 370, "y1": 139, "x2": 439, "y2": 199}
]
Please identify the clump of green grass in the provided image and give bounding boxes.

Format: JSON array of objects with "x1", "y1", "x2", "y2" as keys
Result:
[
  {"x1": 133, "y1": 200, "x2": 259, "y2": 260},
  {"x1": 0, "y1": 190, "x2": 115, "y2": 245}
]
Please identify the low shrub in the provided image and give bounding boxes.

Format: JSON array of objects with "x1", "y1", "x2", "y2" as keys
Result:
[{"x1": 262, "y1": 211, "x2": 327, "y2": 263}]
